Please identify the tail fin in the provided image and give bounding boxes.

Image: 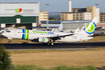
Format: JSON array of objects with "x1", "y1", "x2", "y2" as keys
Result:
[{"x1": 84, "y1": 17, "x2": 98, "y2": 35}]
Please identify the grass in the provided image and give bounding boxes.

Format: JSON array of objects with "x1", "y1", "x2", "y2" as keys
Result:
[
  {"x1": 11, "y1": 65, "x2": 97, "y2": 70},
  {"x1": 11, "y1": 65, "x2": 45, "y2": 70},
  {"x1": 7, "y1": 49, "x2": 50, "y2": 54},
  {"x1": 10, "y1": 48, "x2": 105, "y2": 68},
  {"x1": 85, "y1": 36, "x2": 105, "y2": 42}
]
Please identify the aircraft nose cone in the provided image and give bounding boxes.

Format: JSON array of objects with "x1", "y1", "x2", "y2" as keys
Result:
[{"x1": 2, "y1": 33, "x2": 7, "y2": 37}]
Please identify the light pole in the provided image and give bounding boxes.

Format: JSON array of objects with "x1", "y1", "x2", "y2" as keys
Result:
[
  {"x1": 96, "y1": 4, "x2": 99, "y2": 8},
  {"x1": 46, "y1": 4, "x2": 49, "y2": 30}
]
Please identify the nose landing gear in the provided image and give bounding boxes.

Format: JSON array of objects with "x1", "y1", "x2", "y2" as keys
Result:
[{"x1": 8, "y1": 38, "x2": 12, "y2": 43}]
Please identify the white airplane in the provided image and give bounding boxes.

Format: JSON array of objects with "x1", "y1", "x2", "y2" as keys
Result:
[{"x1": 2, "y1": 17, "x2": 98, "y2": 45}]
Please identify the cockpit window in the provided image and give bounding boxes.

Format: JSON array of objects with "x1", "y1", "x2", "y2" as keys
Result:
[
  {"x1": 6, "y1": 30, "x2": 11, "y2": 32},
  {"x1": 2, "y1": 31, "x2": 4, "y2": 33}
]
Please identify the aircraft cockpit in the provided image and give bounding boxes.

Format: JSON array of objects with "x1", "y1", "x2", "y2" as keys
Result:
[
  {"x1": 5, "y1": 30, "x2": 11, "y2": 32},
  {"x1": 2, "y1": 30, "x2": 11, "y2": 33}
]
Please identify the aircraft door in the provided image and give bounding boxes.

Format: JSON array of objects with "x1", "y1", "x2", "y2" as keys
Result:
[{"x1": 14, "y1": 31, "x2": 17, "y2": 35}]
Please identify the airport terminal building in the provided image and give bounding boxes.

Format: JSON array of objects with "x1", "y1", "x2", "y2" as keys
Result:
[
  {"x1": 41, "y1": 20, "x2": 91, "y2": 32},
  {"x1": 0, "y1": 2, "x2": 39, "y2": 30}
]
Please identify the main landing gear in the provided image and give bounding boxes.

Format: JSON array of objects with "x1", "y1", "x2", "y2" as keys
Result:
[{"x1": 47, "y1": 40, "x2": 54, "y2": 46}]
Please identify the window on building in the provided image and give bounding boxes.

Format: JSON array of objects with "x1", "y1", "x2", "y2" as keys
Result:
[{"x1": 90, "y1": 9, "x2": 92, "y2": 12}]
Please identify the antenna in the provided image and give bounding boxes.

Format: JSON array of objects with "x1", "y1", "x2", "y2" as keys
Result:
[{"x1": 96, "y1": 4, "x2": 99, "y2": 8}]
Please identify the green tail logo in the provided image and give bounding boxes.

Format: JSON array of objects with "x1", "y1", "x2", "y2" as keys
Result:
[{"x1": 84, "y1": 22, "x2": 96, "y2": 34}]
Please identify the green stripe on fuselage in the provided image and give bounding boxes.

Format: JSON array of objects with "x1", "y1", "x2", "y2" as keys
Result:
[
  {"x1": 27, "y1": 30, "x2": 29, "y2": 33},
  {"x1": 25, "y1": 29, "x2": 29, "y2": 40},
  {"x1": 26, "y1": 34, "x2": 29, "y2": 40},
  {"x1": 33, "y1": 31, "x2": 47, "y2": 34}
]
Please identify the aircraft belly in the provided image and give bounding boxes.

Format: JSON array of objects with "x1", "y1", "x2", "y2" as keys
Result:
[{"x1": 28, "y1": 34, "x2": 38, "y2": 40}]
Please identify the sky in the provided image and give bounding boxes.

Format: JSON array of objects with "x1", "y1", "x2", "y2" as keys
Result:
[{"x1": 0, "y1": 0, "x2": 105, "y2": 12}]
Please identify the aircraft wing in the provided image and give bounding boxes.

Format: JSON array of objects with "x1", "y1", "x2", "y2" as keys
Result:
[
  {"x1": 31, "y1": 33, "x2": 74, "y2": 42},
  {"x1": 47, "y1": 33, "x2": 74, "y2": 40}
]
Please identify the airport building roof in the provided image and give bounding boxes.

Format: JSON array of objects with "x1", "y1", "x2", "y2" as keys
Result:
[
  {"x1": 61, "y1": 20, "x2": 91, "y2": 23},
  {"x1": 41, "y1": 21, "x2": 61, "y2": 24}
]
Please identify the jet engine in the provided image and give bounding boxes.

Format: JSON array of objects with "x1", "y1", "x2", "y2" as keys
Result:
[{"x1": 31, "y1": 37, "x2": 49, "y2": 43}]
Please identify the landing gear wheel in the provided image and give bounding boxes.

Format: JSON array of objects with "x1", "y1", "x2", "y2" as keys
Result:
[
  {"x1": 47, "y1": 42, "x2": 50, "y2": 45},
  {"x1": 10, "y1": 40, "x2": 12, "y2": 42},
  {"x1": 51, "y1": 42, "x2": 54, "y2": 46},
  {"x1": 50, "y1": 40, "x2": 54, "y2": 45},
  {"x1": 47, "y1": 40, "x2": 54, "y2": 46},
  {"x1": 8, "y1": 40, "x2": 12, "y2": 43},
  {"x1": 8, "y1": 38, "x2": 12, "y2": 43}
]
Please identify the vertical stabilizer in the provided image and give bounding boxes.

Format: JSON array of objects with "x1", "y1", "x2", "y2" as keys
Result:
[{"x1": 84, "y1": 17, "x2": 98, "y2": 35}]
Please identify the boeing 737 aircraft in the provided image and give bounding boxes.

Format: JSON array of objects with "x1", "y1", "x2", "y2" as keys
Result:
[{"x1": 2, "y1": 17, "x2": 98, "y2": 45}]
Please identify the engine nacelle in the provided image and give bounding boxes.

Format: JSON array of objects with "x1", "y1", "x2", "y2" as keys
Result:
[
  {"x1": 38, "y1": 37, "x2": 49, "y2": 43},
  {"x1": 31, "y1": 37, "x2": 49, "y2": 43}
]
